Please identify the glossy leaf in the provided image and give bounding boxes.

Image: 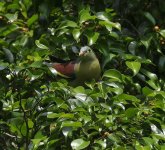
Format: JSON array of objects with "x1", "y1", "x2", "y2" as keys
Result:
[
  {"x1": 96, "y1": 12, "x2": 109, "y2": 21},
  {"x1": 99, "y1": 21, "x2": 121, "y2": 31},
  {"x1": 71, "y1": 139, "x2": 90, "y2": 150},
  {"x1": 2, "y1": 47, "x2": 14, "y2": 63},
  {"x1": 85, "y1": 31, "x2": 99, "y2": 46},
  {"x1": 72, "y1": 29, "x2": 81, "y2": 42},
  {"x1": 159, "y1": 30, "x2": 165, "y2": 38},
  {"x1": 103, "y1": 69, "x2": 122, "y2": 82},
  {"x1": 79, "y1": 8, "x2": 95, "y2": 24},
  {"x1": 61, "y1": 121, "x2": 82, "y2": 128},
  {"x1": 5, "y1": 12, "x2": 18, "y2": 22},
  {"x1": 27, "y1": 14, "x2": 38, "y2": 27},
  {"x1": 126, "y1": 61, "x2": 141, "y2": 76},
  {"x1": 35, "y1": 40, "x2": 49, "y2": 49}
]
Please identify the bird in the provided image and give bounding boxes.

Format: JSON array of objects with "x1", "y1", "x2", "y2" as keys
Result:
[{"x1": 44, "y1": 46, "x2": 101, "y2": 86}]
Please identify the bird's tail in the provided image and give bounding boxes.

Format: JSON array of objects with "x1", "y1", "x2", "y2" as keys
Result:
[{"x1": 43, "y1": 62, "x2": 53, "y2": 67}]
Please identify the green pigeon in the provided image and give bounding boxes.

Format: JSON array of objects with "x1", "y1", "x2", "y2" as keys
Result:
[{"x1": 44, "y1": 46, "x2": 101, "y2": 86}]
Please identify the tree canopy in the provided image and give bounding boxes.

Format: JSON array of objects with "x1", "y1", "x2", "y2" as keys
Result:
[{"x1": 0, "y1": 0, "x2": 165, "y2": 149}]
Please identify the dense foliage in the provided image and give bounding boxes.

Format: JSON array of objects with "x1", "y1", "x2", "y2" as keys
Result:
[{"x1": 1, "y1": 0, "x2": 165, "y2": 149}]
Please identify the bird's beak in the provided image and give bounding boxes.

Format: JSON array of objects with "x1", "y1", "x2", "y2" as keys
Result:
[{"x1": 79, "y1": 51, "x2": 85, "y2": 56}]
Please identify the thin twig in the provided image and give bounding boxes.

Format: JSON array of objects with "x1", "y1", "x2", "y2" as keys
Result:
[{"x1": 19, "y1": 94, "x2": 29, "y2": 150}]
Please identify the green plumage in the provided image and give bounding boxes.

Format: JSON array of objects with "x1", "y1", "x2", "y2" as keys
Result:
[
  {"x1": 73, "y1": 48, "x2": 101, "y2": 86},
  {"x1": 45, "y1": 46, "x2": 101, "y2": 86}
]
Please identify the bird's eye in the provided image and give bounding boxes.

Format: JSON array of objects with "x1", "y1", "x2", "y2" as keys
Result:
[{"x1": 88, "y1": 49, "x2": 91, "y2": 52}]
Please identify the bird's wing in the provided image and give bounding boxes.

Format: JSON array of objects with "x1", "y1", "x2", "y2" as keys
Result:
[{"x1": 52, "y1": 61, "x2": 77, "y2": 79}]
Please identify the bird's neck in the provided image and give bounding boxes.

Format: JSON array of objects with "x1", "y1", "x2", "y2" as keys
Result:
[{"x1": 81, "y1": 52, "x2": 97, "y2": 62}]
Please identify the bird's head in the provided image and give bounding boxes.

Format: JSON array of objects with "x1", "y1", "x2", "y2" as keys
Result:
[{"x1": 79, "y1": 46, "x2": 96, "y2": 60}]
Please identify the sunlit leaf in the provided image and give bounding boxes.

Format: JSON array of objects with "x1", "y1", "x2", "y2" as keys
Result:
[
  {"x1": 126, "y1": 61, "x2": 141, "y2": 76},
  {"x1": 30, "y1": 61, "x2": 42, "y2": 68},
  {"x1": 71, "y1": 139, "x2": 90, "y2": 150},
  {"x1": 5, "y1": 12, "x2": 18, "y2": 22},
  {"x1": 85, "y1": 31, "x2": 99, "y2": 45},
  {"x1": 35, "y1": 40, "x2": 49, "y2": 49},
  {"x1": 141, "y1": 69, "x2": 158, "y2": 80},
  {"x1": 62, "y1": 127, "x2": 72, "y2": 137},
  {"x1": 79, "y1": 8, "x2": 95, "y2": 24},
  {"x1": 159, "y1": 30, "x2": 165, "y2": 38},
  {"x1": 116, "y1": 93, "x2": 140, "y2": 102},
  {"x1": 28, "y1": 119, "x2": 34, "y2": 128},
  {"x1": 61, "y1": 121, "x2": 82, "y2": 128},
  {"x1": 72, "y1": 29, "x2": 81, "y2": 42},
  {"x1": 99, "y1": 21, "x2": 121, "y2": 31},
  {"x1": 96, "y1": 12, "x2": 109, "y2": 21},
  {"x1": 103, "y1": 69, "x2": 122, "y2": 82},
  {"x1": 27, "y1": 14, "x2": 38, "y2": 27},
  {"x1": 94, "y1": 140, "x2": 107, "y2": 149}
]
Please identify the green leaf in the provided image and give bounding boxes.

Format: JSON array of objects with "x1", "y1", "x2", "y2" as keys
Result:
[
  {"x1": 116, "y1": 94, "x2": 140, "y2": 102},
  {"x1": 28, "y1": 119, "x2": 34, "y2": 128},
  {"x1": 146, "y1": 80, "x2": 160, "y2": 90},
  {"x1": 5, "y1": 12, "x2": 18, "y2": 22},
  {"x1": 103, "y1": 69, "x2": 122, "y2": 82},
  {"x1": 79, "y1": 8, "x2": 95, "y2": 24},
  {"x1": 59, "y1": 20, "x2": 78, "y2": 29},
  {"x1": 159, "y1": 56, "x2": 165, "y2": 71},
  {"x1": 35, "y1": 40, "x2": 49, "y2": 49},
  {"x1": 7, "y1": 3, "x2": 20, "y2": 10},
  {"x1": 142, "y1": 86, "x2": 153, "y2": 96},
  {"x1": 94, "y1": 140, "x2": 106, "y2": 149},
  {"x1": 135, "y1": 145, "x2": 151, "y2": 150},
  {"x1": 99, "y1": 21, "x2": 121, "y2": 31},
  {"x1": 0, "y1": 24, "x2": 19, "y2": 36},
  {"x1": 96, "y1": 12, "x2": 109, "y2": 21},
  {"x1": 141, "y1": 69, "x2": 158, "y2": 80},
  {"x1": 85, "y1": 31, "x2": 99, "y2": 45},
  {"x1": 30, "y1": 61, "x2": 42, "y2": 68},
  {"x1": 140, "y1": 35, "x2": 152, "y2": 49},
  {"x1": 153, "y1": 134, "x2": 165, "y2": 141},
  {"x1": 48, "y1": 113, "x2": 74, "y2": 119},
  {"x1": 107, "y1": 133, "x2": 121, "y2": 143},
  {"x1": 143, "y1": 137, "x2": 154, "y2": 148},
  {"x1": 144, "y1": 12, "x2": 156, "y2": 25},
  {"x1": 72, "y1": 29, "x2": 81, "y2": 42},
  {"x1": 128, "y1": 41, "x2": 137, "y2": 55},
  {"x1": 126, "y1": 61, "x2": 141, "y2": 76},
  {"x1": 71, "y1": 139, "x2": 90, "y2": 150},
  {"x1": 47, "y1": 113, "x2": 61, "y2": 118},
  {"x1": 125, "y1": 108, "x2": 138, "y2": 118},
  {"x1": 0, "y1": 2, "x2": 5, "y2": 12},
  {"x1": 27, "y1": 14, "x2": 38, "y2": 27},
  {"x1": 74, "y1": 86, "x2": 85, "y2": 94},
  {"x1": 61, "y1": 121, "x2": 82, "y2": 128},
  {"x1": 62, "y1": 127, "x2": 72, "y2": 137},
  {"x1": 0, "y1": 39, "x2": 8, "y2": 46},
  {"x1": 159, "y1": 30, "x2": 165, "y2": 38},
  {"x1": 2, "y1": 47, "x2": 14, "y2": 63}
]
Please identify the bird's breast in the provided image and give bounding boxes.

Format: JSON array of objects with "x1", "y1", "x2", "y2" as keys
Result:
[{"x1": 75, "y1": 59, "x2": 101, "y2": 81}]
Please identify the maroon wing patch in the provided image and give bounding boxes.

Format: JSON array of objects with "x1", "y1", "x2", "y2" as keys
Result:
[{"x1": 52, "y1": 61, "x2": 76, "y2": 78}]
